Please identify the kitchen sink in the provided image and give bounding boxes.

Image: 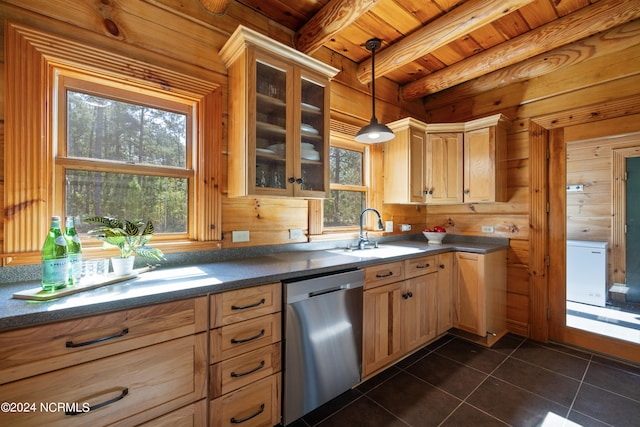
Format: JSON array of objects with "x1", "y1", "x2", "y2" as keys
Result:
[{"x1": 331, "y1": 244, "x2": 425, "y2": 259}]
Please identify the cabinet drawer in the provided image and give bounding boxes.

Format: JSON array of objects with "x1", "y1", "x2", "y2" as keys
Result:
[
  {"x1": 0, "y1": 297, "x2": 208, "y2": 385},
  {"x1": 210, "y1": 342, "x2": 281, "y2": 398},
  {"x1": 211, "y1": 283, "x2": 281, "y2": 327},
  {"x1": 404, "y1": 255, "x2": 437, "y2": 278},
  {"x1": 210, "y1": 374, "x2": 281, "y2": 427},
  {"x1": 364, "y1": 262, "x2": 404, "y2": 289},
  {"x1": 140, "y1": 399, "x2": 207, "y2": 427},
  {"x1": 0, "y1": 333, "x2": 207, "y2": 427},
  {"x1": 211, "y1": 313, "x2": 281, "y2": 363}
]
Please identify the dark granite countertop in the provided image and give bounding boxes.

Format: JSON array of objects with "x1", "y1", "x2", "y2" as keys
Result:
[{"x1": 0, "y1": 236, "x2": 508, "y2": 332}]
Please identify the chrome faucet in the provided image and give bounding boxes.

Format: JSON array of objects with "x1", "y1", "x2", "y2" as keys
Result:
[{"x1": 359, "y1": 208, "x2": 384, "y2": 250}]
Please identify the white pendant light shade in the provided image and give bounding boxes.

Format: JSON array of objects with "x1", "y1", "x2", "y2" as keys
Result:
[{"x1": 356, "y1": 38, "x2": 394, "y2": 144}]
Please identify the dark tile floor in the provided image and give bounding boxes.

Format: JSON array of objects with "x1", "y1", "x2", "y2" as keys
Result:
[{"x1": 287, "y1": 334, "x2": 640, "y2": 427}]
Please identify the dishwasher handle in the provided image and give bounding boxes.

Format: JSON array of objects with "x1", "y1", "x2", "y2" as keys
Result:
[
  {"x1": 285, "y1": 269, "x2": 365, "y2": 304},
  {"x1": 308, "y1": 284, "x2": 352, "y2": 298}
]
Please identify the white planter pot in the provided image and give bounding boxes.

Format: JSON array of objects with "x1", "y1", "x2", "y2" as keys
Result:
[{"x1": 111, "y1": 257, "x2": 135, "y2": 276}]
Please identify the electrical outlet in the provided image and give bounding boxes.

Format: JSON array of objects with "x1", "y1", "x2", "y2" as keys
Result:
[
  {"x1": 401, "y1": 224, "x2": 412, "y2": 232},
  {"x1": 232, "y1": 230, "x2": 250, "y2": 242},
  {"x1": 481, "y1": 225, "x2": 494, "y2": 233},
  {"x1": 566, "y1": 184, "x2": 584, "y2": 192},
  {"x1": 385, "y1": 221, "x2": 394, "y2": 232},
  {"x1": 289, "y1": 228, "x2": 303, "y2": 239}
]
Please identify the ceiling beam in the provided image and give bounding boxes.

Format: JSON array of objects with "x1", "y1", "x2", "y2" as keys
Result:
[
  {"x1": 295, "y1": 0, "x2": 382, "y2": 55},
  {"x1": 423, "y1": 20, "x2": 640, "y2": 111},
  {"x1": 356, "y1": 0, "x2": 536, "y2": 84},
  {"x1": 402, "y1": 0, "x2": 640, "y2": 100}
]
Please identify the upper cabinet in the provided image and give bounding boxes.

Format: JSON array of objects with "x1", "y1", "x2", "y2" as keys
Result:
[
  {"x1": 384, "y1": 118, "x2": 428, "y2": 204},
  {"x1": 220, "y1": 25, "x2": 339, "y2": 198},
  {"x1": 383, "y1": 114, "x2": 510, "y2": 204}
]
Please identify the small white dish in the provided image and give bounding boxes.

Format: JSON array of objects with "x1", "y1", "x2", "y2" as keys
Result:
[
  {"x1": 301, "y1": 102, "x2": 321, "y2": 112},
  {"x1": 268, "y1": 144, "x2": 286, "y2": 156},
  {"x1": 301, "y1": 124, "x2": 319, "y2": 134},
  {"x1": 302, "y1": 151, "x2": 320, "y2": 161}
]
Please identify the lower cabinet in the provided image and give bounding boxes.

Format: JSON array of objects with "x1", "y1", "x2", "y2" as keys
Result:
[
  {"x1": 1, "y1": 335, "x2": 207, "y2": 426},
  {"x1": 0, "y1": 296, "x2": 208, "y2": 427},
  {"x1": 436, "y1": 252, "x2": 454, "y2": 335},
  {"x1": 209, "y1": 283, "x2": 282, "y2": 427},
  {"x1": 140, "y1": 399, "x2": 208, "y2": 426},
  {"x1": 453, "y1": 250, "x2": 507, "y2": 346},
  {"x1": 210, "y1": 374, "x2": 281, "y2": 427},
  {"x1": 362, "y1": 258, "x2": 437, "y2": 377}
]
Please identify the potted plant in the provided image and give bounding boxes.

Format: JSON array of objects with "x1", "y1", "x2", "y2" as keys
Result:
[{"x1": 83, "y1": 216, "x2": 165, "y2": 275}]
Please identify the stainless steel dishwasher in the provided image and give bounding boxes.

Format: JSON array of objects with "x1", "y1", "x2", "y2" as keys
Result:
[{"x1": 283, "y1": 269, "x2": 364, "y2": 425}]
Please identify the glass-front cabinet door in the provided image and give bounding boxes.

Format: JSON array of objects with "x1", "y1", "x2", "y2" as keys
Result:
[
  {"x1": 297, "y1": 73, "x2": 329, "y2": 197},
  {"x1": 220, "y1": 25, "x2": 337, "y2": 199},
  {"x1": 253, "y1": 60, "x2": 290, "y2": 196}
]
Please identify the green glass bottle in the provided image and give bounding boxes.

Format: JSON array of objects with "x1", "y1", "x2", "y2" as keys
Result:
[
  {"x1": 41, "y1": 216, "x2": 69, "y2": 291},
  {"x1": 64, "y1": 216, "x2": 82, "y2": 286}
]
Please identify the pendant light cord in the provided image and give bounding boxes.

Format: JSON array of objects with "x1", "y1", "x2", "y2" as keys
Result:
[{"x1": 370, "y1": 43, "x2": 376, "y2": 121}]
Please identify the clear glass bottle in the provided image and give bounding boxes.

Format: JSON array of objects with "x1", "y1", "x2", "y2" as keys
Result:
[
  {"x1": 64, "y1": 216, "x2": 82, "y2": 286},
  {"x1": 41, "y1": 216, "x2": 69, "y2": 291}
]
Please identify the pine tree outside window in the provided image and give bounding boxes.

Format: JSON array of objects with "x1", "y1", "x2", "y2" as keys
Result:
[{"x1": 324, "y1": 139, "x2": 369, "y2": 229}]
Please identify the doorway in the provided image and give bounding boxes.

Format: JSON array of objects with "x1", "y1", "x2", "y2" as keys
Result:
[
  {"x1": 548, "y1": 127, "x2": 640, "y2": 363},
  {"x1": 626, "y1": 156, "x2": 640, "y2": 302}
]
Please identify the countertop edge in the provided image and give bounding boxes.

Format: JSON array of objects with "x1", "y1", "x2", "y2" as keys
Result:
[{"x1": 0, "y1": 239, "x2": 508, "y2": 331}]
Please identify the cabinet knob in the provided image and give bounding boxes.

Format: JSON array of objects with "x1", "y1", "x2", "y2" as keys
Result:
[
  {"x1": 439, "y1": 264, "x2": 446, "y2": 269},
  {"x1": 296, "y1": 178, "x2": 303, "y2": 184},
  {"x1": 464, "y1": 189, "x2": 470, "y2": 194},
  {"x1": 288, "y1": 177, "x2": 296, "y2": 184}
]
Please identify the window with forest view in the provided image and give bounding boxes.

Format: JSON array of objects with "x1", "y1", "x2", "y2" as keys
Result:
[
  {"x1": 324, "y1": 143, "x2": 368, "y2": 228},
  {"x1": 59, "y1": 83, "x2": 194, "y2": 237}
]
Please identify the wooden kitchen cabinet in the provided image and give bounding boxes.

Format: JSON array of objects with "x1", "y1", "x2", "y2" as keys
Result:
[
  {"x1": 209, "y1": 282, "x2": 282, "y2": 427},
  {"x1": 384, "y1": 118, "x2": 429, "y2": 204},
  {"x1": 436, "y1": 252, "x2": 454, "y2": 335},
  {"x1": 453, "y1": 250, "x2": 507, "y2": 346},
  {"x1": 425, "y1": 130, "x2": 464, "y2": 204},
  {"x1": 463, "y1": 114, "x2": 510, "y2": 203},
  {"x1": 220, "y1": 25, "x2": 338, "y2": 198},
  {"x1": 383, "y1": 114, "x2": 509, "y2": 204},
  {"x1": 0, "y1": 298, "x2": 208, "y2": 426},
  {"x1": 362, "y1": 258, "x2": 436, "y2": 377}
]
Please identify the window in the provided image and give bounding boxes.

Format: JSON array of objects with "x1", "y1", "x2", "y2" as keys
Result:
[
  {"x1": 57, "y1": 76, "x2": 193, "y2": 237},
  {"x1": 4, "y1": 24, "x2": 221, "y2": 262},
  {"x1": 324, "y1": 139, "x2": 369, "y2": 229}
]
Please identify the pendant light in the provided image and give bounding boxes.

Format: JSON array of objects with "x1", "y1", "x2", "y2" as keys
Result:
[{"x1": 355, "y1": 38, "x2": 394, "y2": 143}]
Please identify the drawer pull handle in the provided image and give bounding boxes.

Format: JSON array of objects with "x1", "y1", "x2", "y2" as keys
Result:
[
  {"x1": 375, "y1": 271, "x2": 394, "y2": 278},
  {"x1": 231, "y1": 298, "x2": 266, "y2": 311},
  {"x1": 231, "y1": 329, "x2": 265, "y2": 344},
  {"x1": 402, "y1": 292, "x2": 414, "y2": 300},
  {"x1": 65, "y1": 328, "x2": 129, "y2": 348},
  {"x1": 230, "y1": 403, "x2": 265, "y2": 424},
  {"x1": 231, "y1": 360, "x2": 266, "y2": 378},
  {"x1": 66, "y1": 388, "x2": 128, "y2": 415},
  {"x1": 416, "y1": 263, "x2": 430, "y2": 269}
]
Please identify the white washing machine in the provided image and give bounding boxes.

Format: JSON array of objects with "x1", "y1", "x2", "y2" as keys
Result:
[{"x1": 566, "y1": 240, "x2": 608, "y2": 307}]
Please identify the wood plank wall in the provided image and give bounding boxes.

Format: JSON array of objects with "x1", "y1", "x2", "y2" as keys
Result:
[
  {"x1": 2, "y1": 1, "x2": 639, "y2": 341},
  {"x1": 0, "y1": 0, "x2": 425, "y2": 259},
  {"x1": 424, "y1": 42, "x2": 640, "y2": 339}
]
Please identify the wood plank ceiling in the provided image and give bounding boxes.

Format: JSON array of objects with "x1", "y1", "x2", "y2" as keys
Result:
[{"x1": 202, "y1": 0, "x2": 640, "y2": 103}]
